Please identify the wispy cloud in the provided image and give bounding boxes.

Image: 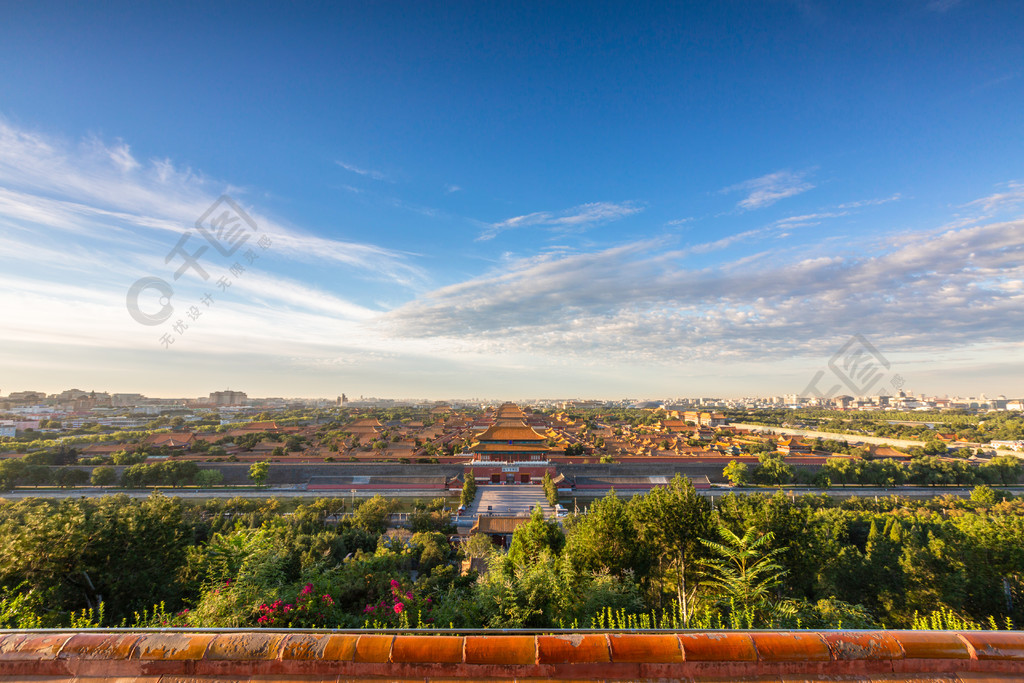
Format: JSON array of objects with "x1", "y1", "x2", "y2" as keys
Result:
[
  {"x1": 445, "y1": 184, "x2": 462, "y2": 194},
  {"x1": 382, "y1": 213, "x2": 1024, "y2": 365},
  {"x1": 478, "y1": 201, "x2": 642, "y2": 241},
  {"x1": 335, "y1": 160, "x2": 389, "y2": 182},
  {"x1": 0, "y1": 118, "x2": 437, "y2": 367},
  {"x1": 682, "y1": 193, "x2": 900, "y2": 255},
  {"x1": 0, "y1": 119, "x2": 424, "y2": 286},
  {"x1": 723, "y1": 169, "x2": 815, "y2": 211},
  {"x1": 940, "y1": 181, "x2": 1024, "y2": 231},
  {"x1": 836, "y1": 193, "x2": 901, "y2": 210},
  {"x1": 772, "y1": 211, "x2": 847, "y2": 229},
  {"x1": 959, "y1": 181, "x2": 1024, "y2": 216}
]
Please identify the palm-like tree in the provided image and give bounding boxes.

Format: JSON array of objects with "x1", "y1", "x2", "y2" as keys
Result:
[{"x1": 700, "y1": 523, "x2": 795, "y2": 627}]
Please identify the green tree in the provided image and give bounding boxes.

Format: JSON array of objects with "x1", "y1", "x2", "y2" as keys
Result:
[
  {"x1": 121, "y1": 463, "x2": 155, "y2": 488},
  {"x1": 410, "y1": 531, "x2": 453, "y2": 574},
  {"x1": 464, "y1": 533, "x2": 496, "y2": 559},
  {"x1": 979, "y1": 455, "x2": 1023, "y2": 486},
  {"x1": 970, "y1": 484, "x2": 1008, "y2": 506},
  {"x1": 564, "y1": 490, "x2": 653, "y2": 581},
  {"x1": 723, "y1": 461, "x2": 750, "y2": 486},
  {"x1": 753, "y1": 452, "x2": 792, "y2": 485},
  {"x1": 461, "y1": 470, "x2": 477, "y2": 507},
  {"x1": 542, "y1": 471, "x2": 558, "y2": 507},
  {"x1": 508, "y1": 505, "x2": 565, "y2": 567},
  {"x1": 89, "y1": 466, "x2": 118, "y2": 487},
  {"x1": 195, "y1": 469, "x2": 224, "y2": 488},
  {"x1": 351, "y1": 495, "x2": 397, "y2": 534},
  {"x1": 700, "y1": 523, "x2": 794, "y2": 627},
  {"x1": 0, "y1": 494, "x2": 193, "y2": 624},
  {"x1": 630, "y1": 475, "x2": 712, "y2": 624},
  {"x1": 0, "y1": 459, "x2": 26, "y2": 491},
  {"x1": 248, "y1": 461, "x2": 270, "y2": 488}
]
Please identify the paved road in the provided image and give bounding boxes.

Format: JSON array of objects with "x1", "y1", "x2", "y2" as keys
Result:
[
  {"x1": 466, "y1": 485, "x2": 553, "y2": 519},
  {"x1": 730, "y1": 423, "x2": 927, "y2": 448},
  {"x1": 705, "y1": 485, "x2": 1024, "y2": 502},
  {"x1": 0, "y1": 487, "x2": 441, "y2": 501},
  {"x1": 6, "y1": 485, "x2": 1021, "y2": 507},
  {"x1": 731, "y1": 423, "x2": 1021, "y2": 458}
]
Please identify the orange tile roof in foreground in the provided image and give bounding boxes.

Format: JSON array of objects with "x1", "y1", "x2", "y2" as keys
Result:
[{"x1": 2, "y1": 629, "x2": 1024, "y2": 681}]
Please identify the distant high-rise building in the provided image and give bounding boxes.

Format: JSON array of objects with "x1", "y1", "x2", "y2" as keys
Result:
[
  {"x1": 209, "y1": 390, "x2": 247, "y2": 406},
  {"x1": 337, "y1": 394, "x2": 348, "y2": 406},
  {"x1": 7, "y1": 391, "x2": 46, "y2": 403},
  {"x1": 111, "y1": 393, "x2": 146, "y2": 407}
]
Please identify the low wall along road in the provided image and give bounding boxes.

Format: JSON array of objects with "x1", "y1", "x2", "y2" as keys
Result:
[{"x1": 2, "y1": 629, "x2": 1024, "y2": 681}]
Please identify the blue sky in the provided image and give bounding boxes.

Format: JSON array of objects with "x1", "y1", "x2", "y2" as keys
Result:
[{"x1": 1, "y1": 1, "x2": 1023, "y2": 399}]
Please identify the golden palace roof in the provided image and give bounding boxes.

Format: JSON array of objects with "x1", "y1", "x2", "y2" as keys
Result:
[{"x1": 476, "y1": 422, "x2": 548, "y2": 442}]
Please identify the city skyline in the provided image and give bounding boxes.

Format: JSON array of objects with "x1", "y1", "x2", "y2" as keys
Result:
[
  {"x1": 2, "y1": 2, "x2": 1023, "y2": 398},
  {"x1": 0, "y1": 384, "x2": 1017, "y2": 406}
]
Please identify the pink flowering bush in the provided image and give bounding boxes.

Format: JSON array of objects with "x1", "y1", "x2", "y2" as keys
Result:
[
  {"x1": 361, "y1": 578, "x2": 433, "y2": 628},
  {"x1": 255, "y1": 583, "x2": 339, "y2": 628}
]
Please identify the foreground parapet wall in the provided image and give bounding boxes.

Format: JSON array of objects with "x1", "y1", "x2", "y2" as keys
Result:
[{"x1": 2, "y1": 629, "x2": 1024, "y2": 681}]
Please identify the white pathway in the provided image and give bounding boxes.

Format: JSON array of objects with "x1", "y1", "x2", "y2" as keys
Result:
[{"x1": 465, "y1": 484, "x2": 553, "y2": 519}]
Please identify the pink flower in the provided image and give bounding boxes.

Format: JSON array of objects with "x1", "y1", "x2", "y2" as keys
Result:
[
  {"x1": 300, "y1": 583, "x2": 313, "y2": 596},
  {"x1": 405, "y1": 591, "x2": 413, "y2": 599},
  {"x1": 393, "y1": 602, "x2": 404, "y2": 614},
  {"x1": 390, "y1": 579, "x2": 400, "y2": 589}
]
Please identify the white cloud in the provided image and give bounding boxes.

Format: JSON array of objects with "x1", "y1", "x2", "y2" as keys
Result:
[
  {"x1": 382, "y1": 216, "x2": 1024, "y2": 365},
  {"x1": 335, "y1": 160, "x2": 389, "y2": 181},
  {"x1": 773, "y1": 211, "x2": 847, "y2": 229},
  {"x1": 0, "y1": 119, "x2": 445, "y2": 370},
  {"x1": 0, "y1": 119, "x2": 424, "y2": 286},
  {"x1": 959, "y1": 181, "x2": 1024, "y2": 216},
  {"x1": 478, "y1": 201, "x2": 642, "y2": 241},
  {"x1": 836, "y1": 193, "x2": 901, "y2": 210},
  {"x1": 723, "y1": 169, "x2": 815, "y2": 211},
  {"x1": 102, "y1": 139, "x2": 141, "y2": 173}
]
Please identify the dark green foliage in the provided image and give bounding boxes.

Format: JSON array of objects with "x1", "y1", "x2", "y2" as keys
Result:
[
  {"x1": 409, "y1": 498, "x2": 455, "y2": 534},
  {"x1": 507, "y1": 505, "x2": 565, "y2": 566},
  {"x1": 351, "y1": 495, "x2": 398, "y2": 534},
  {"x1": 542, "y1": 471, "x2": 558, "y2": 507},
  {"x1": 460, "y1": 470, "x2": 477, "y2": 507},
  {"x1": 121, "y1": 460, "x2": 201, "y2": 488},
  {"x1": 2, "y1": 487, "x2": 1024, "y2": 630}
]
